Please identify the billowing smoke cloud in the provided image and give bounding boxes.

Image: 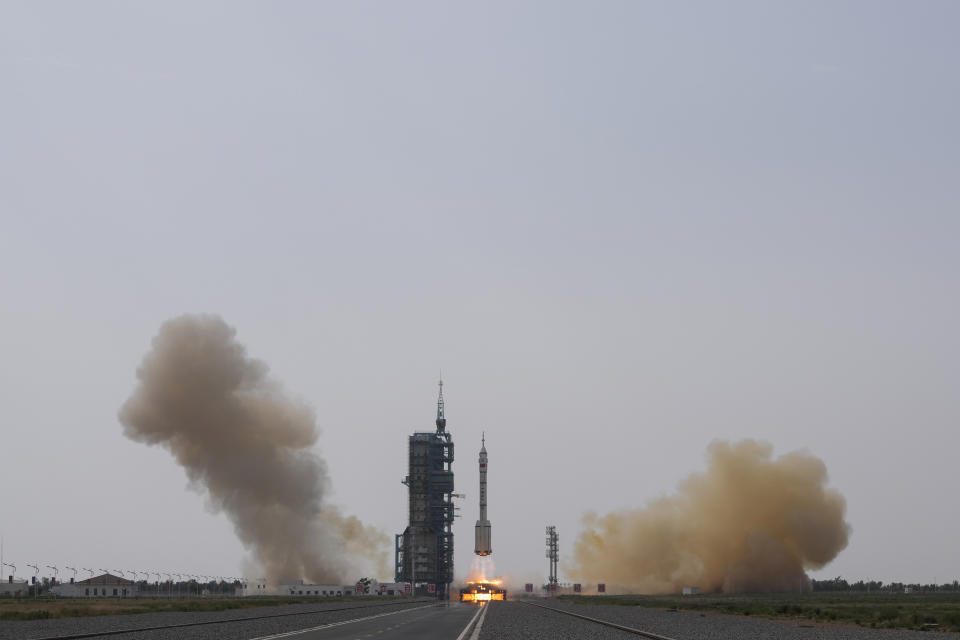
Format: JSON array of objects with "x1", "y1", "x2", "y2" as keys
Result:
[
  {"x1": 571, "y1": 440, "x2": 850, "y2": 593},
  {"x1": 119, "y1": 314, "x2": 388, "y2": 584}
]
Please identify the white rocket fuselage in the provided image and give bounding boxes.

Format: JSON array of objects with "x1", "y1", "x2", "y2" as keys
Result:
[{"x1": 474, "y1": 438, "x2": 492, "y2": 556}]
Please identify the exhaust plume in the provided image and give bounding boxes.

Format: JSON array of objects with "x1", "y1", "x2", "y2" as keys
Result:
[
  {"x1": 466, "y1": 556, "x2": 496, "y2": 583},
  {"x1": 571, "y1": 440, "x2": 850, "y2": 593},
  {"x1": 119, "y1": 314, "x2": 387, "y2": 584}
]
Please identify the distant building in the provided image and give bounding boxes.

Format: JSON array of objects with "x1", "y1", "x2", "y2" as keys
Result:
[
  {"x1": 281, "y1": 582, "x2": 346, "y2": 596},
  {"x1": 239, "y1": 580, "x2": 345, "y2": 597},
  {"x1": 51, "y1": 573, "x2": 138, "y2": 598},
  {"x1": 682, "y1": 586, "x2": 700, "y2": 595},
  {"x1": 239, "y1": 579, "x2": 410, "y2": 597},
  {"x1": 0, "y1": 577, "x2": 29, "y2": 597},
  {"x1": 377, "y1": 581, "x2": 412, "y2": 596}
]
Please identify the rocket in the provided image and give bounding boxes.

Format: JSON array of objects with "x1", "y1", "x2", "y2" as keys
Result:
[{"x1": 474, "y1": 434, "x2": 492, "y2": 556}]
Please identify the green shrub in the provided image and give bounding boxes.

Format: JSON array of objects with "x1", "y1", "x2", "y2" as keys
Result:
[{"x1": 0, "y1": 610, "x2": 51, "y2": 621}]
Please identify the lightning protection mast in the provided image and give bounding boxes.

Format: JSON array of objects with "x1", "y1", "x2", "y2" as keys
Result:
[{"x1": 546, "y1": 526, "x2": 559, "y2": 592}]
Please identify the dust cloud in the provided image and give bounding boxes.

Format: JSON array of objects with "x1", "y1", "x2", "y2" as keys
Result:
[
  {"x1": 571, "y1": 440, "x2": 850, "y2": 593},
  {"x1": 119, "y1": 314, "x2": 388, "y2": 584}
]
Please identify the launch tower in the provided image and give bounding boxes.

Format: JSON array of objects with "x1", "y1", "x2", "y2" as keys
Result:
[{"x1": 395, "y1": 380, "x2": 455, "y2": 598}]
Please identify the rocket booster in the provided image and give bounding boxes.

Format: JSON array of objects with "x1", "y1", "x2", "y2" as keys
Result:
[{"x1": 474, "y1": 434, "x2": 492, "y2": 556}]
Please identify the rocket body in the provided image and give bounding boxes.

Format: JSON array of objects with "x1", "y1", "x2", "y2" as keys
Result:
[{"x1": 474, "y1": 437, "x2": 492, "y2": 556}]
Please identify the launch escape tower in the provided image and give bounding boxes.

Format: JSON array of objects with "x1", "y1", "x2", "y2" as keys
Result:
[{"x1": 396, "y1": 380, "x2": 455, "y2": 598}]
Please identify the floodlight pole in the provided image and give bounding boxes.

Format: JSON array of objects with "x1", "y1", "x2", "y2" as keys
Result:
[
  {"x1": 98, "y1": 568, "x2": 111, "y2": 595},
  {"x1": 114, "y1": 570, "x2": 126, "y2": 596},
  {"x1": 27, "y1": 564, "x2": 39, "y2": 598}
]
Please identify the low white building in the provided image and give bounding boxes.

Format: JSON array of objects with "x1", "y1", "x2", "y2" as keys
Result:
[
  {"x1": 240, "y1": 580, "x2": 411, "y2": 597},
  {"x1": 240, "y1": 580, "x2": 347, "y2": 597},
  {"x1": 0, "y1": 578, "x2": 29, "y2": 597},
  {"x1": 51, "y1": 573, "x2": 139, "y2": 598},
  {"x1": 283, "y1": 582, "x2": 348, "y2": 597}
]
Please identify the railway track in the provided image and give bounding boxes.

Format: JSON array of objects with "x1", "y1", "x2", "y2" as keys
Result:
[
  {"x1": 519, "y1": 600, "x2": 680, "y2": 640},
  {"x1": 27, "y1": 599, "x2": 434, "y2": 640}
]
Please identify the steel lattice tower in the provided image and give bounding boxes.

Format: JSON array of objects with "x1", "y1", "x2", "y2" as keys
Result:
[
  {"x1": 546, "y1": 525, "x2": 559, "y2": 589},
  {"x1": 395, "y1": 380, "x2": 455, "y2": 599}
]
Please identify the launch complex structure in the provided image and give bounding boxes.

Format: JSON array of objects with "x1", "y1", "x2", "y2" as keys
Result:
[
  {"x1": 394, "y1": 380, "x2": 505, "y2": 601},
  {"x1": 395, "y1": 381, "x2": 455, "y2": 599}
]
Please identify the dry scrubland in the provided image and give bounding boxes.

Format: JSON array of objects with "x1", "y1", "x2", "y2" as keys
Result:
[
  {"x1": 0, "y1": 595, "x2": 393, "y2": 621},
  {"x1": 555, "y1": 593, "x2": 960, "y2": 633}
]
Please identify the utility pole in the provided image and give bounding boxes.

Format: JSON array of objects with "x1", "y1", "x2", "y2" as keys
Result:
[
  {"x1": 114, "y1": 570, "x2": 125, "y2": 596},
  {"x1": 27, "y1": 564, "x2": 39, "y2": 598},
  {"x1": 47, "y1": 565, "x2": 58, "y2": 592},
  {"x1": 2, "y1": 563, "x2": 15, "y2": 588}
]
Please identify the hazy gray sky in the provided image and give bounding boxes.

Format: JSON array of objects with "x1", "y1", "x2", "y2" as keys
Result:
[{"x1": 1, "y1": 1, "x2": 957, "y2": 587}]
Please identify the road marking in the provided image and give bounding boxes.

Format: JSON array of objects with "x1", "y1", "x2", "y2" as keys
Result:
[
  {"x1": 248, "y1": 604, "x2": 433, "y2": 640},
  {"x1": 454, "y1": 604, "x2": 485, "y2": 640},
  {"x1": 468, "y1": 604, "x2": 490, "y2": 640}
]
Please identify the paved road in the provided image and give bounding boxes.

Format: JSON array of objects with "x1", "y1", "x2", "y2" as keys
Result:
[
  {"x1": 478, "y1": 600, "x2": 960, "y2": 640},
  {"x1": 245, "y1": 602, "x2": 480, "y2": 640},
  {"x1": 478, "y1": 601, "x2": 634, "y2": 640},
  {"x1": 0, "y1": 601, "x2": 462, "y2": 640}
]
